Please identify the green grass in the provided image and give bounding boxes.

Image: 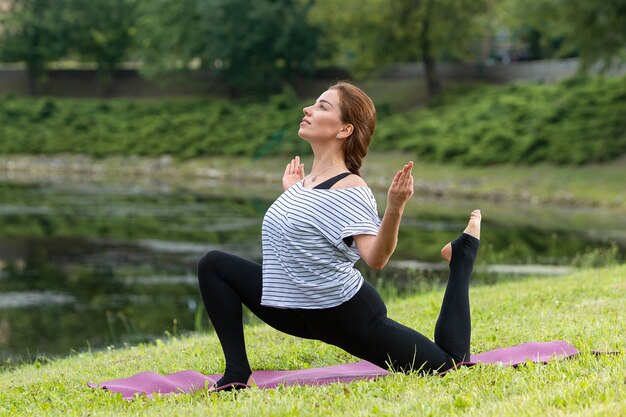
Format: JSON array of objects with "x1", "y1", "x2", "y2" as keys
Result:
[{"x1": 2, "y1": 265, "x2": 624, "y2": 416}]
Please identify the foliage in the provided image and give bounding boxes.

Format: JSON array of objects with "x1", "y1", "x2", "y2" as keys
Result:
[
  {"x1": 500, "y1": 0, "x2": 626, "y2": 71},
  {"x1": 198, "y1": 0, "x2": 320, "y2": 94},
  {"x1": 63, "y1": 0, "x2": 139, "y2": 92},
  {"x1": 133, "y1": 0, "x2": 204, "y2": 76},
  {"x1": 0, "y1": 0, "x2": 319, "y2": 94},
  {"x1": 310, "y1": 0, "x2": 491, "y2": 71},
  {"x1": 1, "y1": 76, "x2": 624, "y2": 165},
  {"x1": 309, "y1": 0, "x2": 493, "y2": 95},
  {"x1": 372, "y1": 75, "x2": 626, "y2": 165},
  {"x1": 0, "y1": 0, "x2": 139, "y2": 94},
  {"x1": 0, "y1": 0, "x2": 68, "y2": 92},
  {"x1": 0, "y1": 88, "x2": 309, "y2": 158},
  {"x1": 2, "y1": 0, "x2": 625, "y2": 96},
  {"x1": 1, "y1": 266, "x2": 625, "y2": 415},
  {"x1": 135, "y1": 0, "x2": 320, "y2": 94}
]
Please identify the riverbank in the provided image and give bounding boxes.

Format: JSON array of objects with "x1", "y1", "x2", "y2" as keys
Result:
[
  {"x1": 1, "y1": 153, "x2": 625, "y2": 209},
  {"x1": 2, "y1": 265, "x2": 624, "y2": 416},
  {"x1": 2, "y1": 76, "x2": 625, "y2": 166}
]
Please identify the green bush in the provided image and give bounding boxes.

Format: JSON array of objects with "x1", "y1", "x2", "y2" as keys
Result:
[
  {"x1": 0, "y1": 93, "x2": 307, "y2": 158},
  {"x1": 374, "y1": 75, "x2": 626, "y2": 165},
  {"x1": 0, "y1": 75, "x2": 624, "y2": 165}
]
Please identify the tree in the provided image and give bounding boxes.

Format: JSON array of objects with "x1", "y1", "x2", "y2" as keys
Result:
[
  {"x1": 133, "y1": 0, "x2": 204, "y2": 77},
  {"x1": 135, "y1": 0, "x2": 321, "y2": 95},
  {"x1": 310, "y1": 0, "x2": 492, "y2": 97},
  {"x1": 201, "y1": 0, "x2": 321, "y2": 94},
  {"x1": 0, "y1": 0, "x2": 68, "y2": 94},
  {"x1": 64, "y1": 0, "x2": 139, "y2": 95},
  {"x1": 501, "y1": 0, "x2": 626, "y2": 72},
  {"x1": 0, "y1": 0, "x2": 138, "y2": 95}
]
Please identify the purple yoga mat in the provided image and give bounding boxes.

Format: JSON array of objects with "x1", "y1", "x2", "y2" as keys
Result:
[
  {"x1": 88, "y1": 340, "x2": 580, "y2": 400},
  {"x1": 463, "y1": 340, "x2": 580, "y2": 366}
]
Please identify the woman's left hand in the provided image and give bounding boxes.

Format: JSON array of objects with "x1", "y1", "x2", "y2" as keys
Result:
[
  {"x1": 387, "y1": 161, "x2": 414, "y2": 211},
  {"x1": 355, "y1": 161, "x2": 415, "y2": 270}
]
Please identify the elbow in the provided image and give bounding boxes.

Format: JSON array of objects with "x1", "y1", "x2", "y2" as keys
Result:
[{"x1": 368, "y1": 259, "x2": 388, "y2": 270}]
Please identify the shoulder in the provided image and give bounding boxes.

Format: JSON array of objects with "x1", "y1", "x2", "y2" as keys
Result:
[{"x1": 331, "y1": 173, "x2": 368, "y2": 190}]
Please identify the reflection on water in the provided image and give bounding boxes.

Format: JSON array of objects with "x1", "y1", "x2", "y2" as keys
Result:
[{"x1": 0, "y1": 179, "x2": 624, "y2": 365}]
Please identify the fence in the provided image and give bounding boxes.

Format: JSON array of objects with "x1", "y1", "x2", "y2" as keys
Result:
[{"x1": 0, "y1": 59, "x2": 624, "y2": 98}]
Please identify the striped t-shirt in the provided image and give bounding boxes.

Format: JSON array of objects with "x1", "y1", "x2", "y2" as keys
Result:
[{"x1": 261, "y1": 180, "x2": 381, "y2": 309}]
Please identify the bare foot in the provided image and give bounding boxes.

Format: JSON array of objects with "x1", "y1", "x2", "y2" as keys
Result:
[
  {"x1": 440, "y1": 209, "x2": 481, "y2": 263},
  {"x1": 440, "y1": 243, "x2": 453, "y2": 263},
  {"x1": 463, "y1": 209, "x2": 481, "y2": 240}
]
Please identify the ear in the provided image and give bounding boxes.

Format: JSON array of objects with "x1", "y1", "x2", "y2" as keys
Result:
[{"x1": 337, "y1": 123, "x2": 354, "y2": 140}]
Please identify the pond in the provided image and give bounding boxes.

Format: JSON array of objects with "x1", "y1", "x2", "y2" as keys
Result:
[{"x1": 0, "y1": 174, "x2": 624, "y2": 366}]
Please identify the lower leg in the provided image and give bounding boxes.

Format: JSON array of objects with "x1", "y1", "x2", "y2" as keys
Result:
[
  {"x1": 197, "y1": 250, "x2": 314, "y2": 389},
  {"x1": 435, "y1": 210, "x2": 481, "y2": 361},
  {"x1": 197, "y1": 251, "x2": 255, "y2": 387}
]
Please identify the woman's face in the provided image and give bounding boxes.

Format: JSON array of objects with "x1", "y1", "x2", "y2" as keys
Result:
[{"x1": 298, "y1": 89, "x2": 347, "y2": 143}]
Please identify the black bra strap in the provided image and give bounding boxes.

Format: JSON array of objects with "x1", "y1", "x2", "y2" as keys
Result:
[
  {"x1": 313, "y1": 172, "x2": 352, "y2": 190},
  {"x1": 314, "y1": 171, "x2": 355, "y2": 247}
]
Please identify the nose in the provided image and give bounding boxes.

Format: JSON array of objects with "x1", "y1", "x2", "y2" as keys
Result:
[{"x1": 303, "y1": 105, "x2": 312, "y2": 116}]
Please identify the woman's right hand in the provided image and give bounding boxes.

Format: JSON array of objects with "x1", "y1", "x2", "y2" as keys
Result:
[{"x1": 282, "y1": 156, "x2": 305, "y2": 191}]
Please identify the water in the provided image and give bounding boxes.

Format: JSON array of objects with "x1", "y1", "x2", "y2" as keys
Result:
[{"x1": 0, "y1": 176, "x2": 624, "y2": 366}]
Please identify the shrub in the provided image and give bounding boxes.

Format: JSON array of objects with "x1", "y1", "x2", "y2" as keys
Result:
[{"x1": 0, "y1": 75, "x2": 624, "y2": 165}]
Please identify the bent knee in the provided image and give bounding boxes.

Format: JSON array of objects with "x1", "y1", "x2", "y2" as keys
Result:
[{"x1": 197, "y1": 249, "x2": 226, "y2": 277}]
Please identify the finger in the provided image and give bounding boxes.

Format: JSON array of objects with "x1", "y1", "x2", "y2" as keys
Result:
[
  {"x1": 397, "y1": 169, "x2": 412, "y2": 195},
  {"x1": 403, "y1": 162, "x2": 412, "y2": 174},
  {"x1": 284, "y1": 162, "x2": 291, "y2": 176},
  {"x1": 402, "y1": 161, "x2": 413, "y2": 177},
  {"x1": 398, "y1": 165, "x2": 409, "y2": 186},
  {"x1": 298, "y1": 164, "x2": 305, "y2": 178},
  {"x1": 392, "y1": 170, "x2": 402, "y2": 184}
]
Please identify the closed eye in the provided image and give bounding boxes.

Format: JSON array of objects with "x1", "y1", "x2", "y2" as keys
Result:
[{"x1": 316, "y1": 99, "x2": 333, "y2": 110}]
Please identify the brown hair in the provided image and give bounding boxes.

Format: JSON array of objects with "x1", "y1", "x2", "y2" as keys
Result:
[{"x1": 329, "y1": 81, "x2": 376, "y2": 176}]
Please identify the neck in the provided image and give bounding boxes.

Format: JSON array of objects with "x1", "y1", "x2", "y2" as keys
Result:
[{"x1": 310, "y1": 144, "x2": 345, "y2": 174}]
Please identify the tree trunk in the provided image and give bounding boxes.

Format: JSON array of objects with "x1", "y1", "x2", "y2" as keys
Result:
[
  {"x1": 96, "y1": 62, "x2": 116, "y2": 98},
  {"x1": 420, "y1": 0, "x2": 442, "y2": 97},
  {"x1": 421, "y1": 49, "x2": 441, "y2": 97},
  {"x1": 27, "y1": 71, "x2": 39, "y2": 96},
  {"x1": 26, "y1": 61, "x2": 45, "y2": 96}
]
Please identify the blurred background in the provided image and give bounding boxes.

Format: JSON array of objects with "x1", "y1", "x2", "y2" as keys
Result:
[{"x1": 0, "y1": 0, "x2": 624, "y2": 367}]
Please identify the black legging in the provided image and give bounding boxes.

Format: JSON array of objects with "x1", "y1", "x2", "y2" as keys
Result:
[{"x1": 197, "y1": 233, "x2": 479, "y2": 387}]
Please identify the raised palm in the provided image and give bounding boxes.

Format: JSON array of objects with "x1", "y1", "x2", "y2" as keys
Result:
[
  {"x1": 282, "y1": 156, "x2": 305, "y2": 191},
  {"x1": 387, "y1": 161, "x2": 414, "y2": 211}
]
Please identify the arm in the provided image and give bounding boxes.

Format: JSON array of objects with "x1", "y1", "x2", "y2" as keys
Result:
[
  {"x1": 354, "y1": 161, "x2": 414, "y2": 270},
  {"x1": 282, "y1": 156, "x2": 305, "y2": 191}
]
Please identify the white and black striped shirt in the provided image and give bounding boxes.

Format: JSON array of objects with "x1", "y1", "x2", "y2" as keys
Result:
[{"x1": 261, "y1": 180, "x2": 381, "y2": 309}]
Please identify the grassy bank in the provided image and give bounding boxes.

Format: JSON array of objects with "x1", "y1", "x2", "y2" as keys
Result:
[
  {"x1": 2, "y1": 266, "x2": 624, "y2": 416},
  {"x1": 1, "y1": 75, "x2": 624, "y2": 165},
  {"x1": 373, "y1": 76, "x2": 626, "y2": 165},
  {"x1": 2, "y1": 152, "x2": 625, "y2": 209}
]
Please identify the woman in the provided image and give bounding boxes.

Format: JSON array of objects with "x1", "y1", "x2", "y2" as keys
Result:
[{"x1": 198, "y1": 81, "x2": 481, "y2": 390}]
